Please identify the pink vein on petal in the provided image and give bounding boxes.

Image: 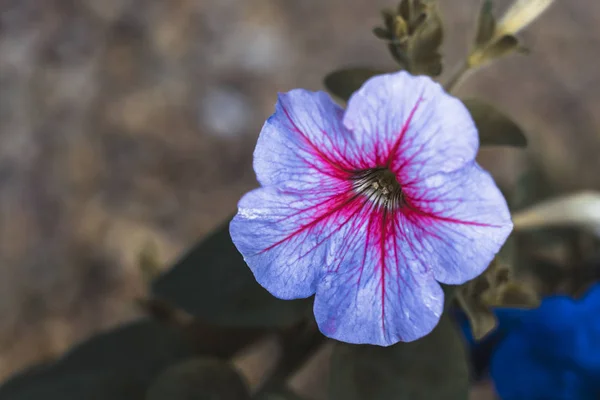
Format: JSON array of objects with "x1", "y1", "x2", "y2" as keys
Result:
[
  {"x1": 385, "y1": 97, "x2": 423, "y2": 170},
  {"x1": 263, "y1": 94, "x2": 494, "y2": 335},
  {"x1": 281, "y1": 105, "x2": 356, "y2": 179}
]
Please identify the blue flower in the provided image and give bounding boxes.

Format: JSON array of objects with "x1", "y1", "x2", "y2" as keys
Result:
[
  {"x1": 488, "y1": 284, "x2": 600, "y2": 399},
  {"x1": 456, "y1": 307, "x2": 532, "y2": 381},
  {"x1": 230, "y1": 71, "x2": 512, "y2": 346}
]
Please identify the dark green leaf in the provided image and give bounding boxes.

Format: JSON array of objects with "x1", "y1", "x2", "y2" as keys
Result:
[
  {"x1": 408, "y1": 7, "x2": 444, "y2": 77},
  {"x1": 146, "y1": 358, "x2": 250, "y2": 400},
  {"x1": 182, "y1": 320, "x2": 266, "y2": 359},
  {"x1": 475, "y1": 0, "x2": 496, "y2": 47},
  {"x1": 0, "y1": 363, "x2": 56, "y2": 399},
  {"x1": 387, "y1": 43, "x2": 410, "y2": 69},
  {"x1": 456, "y1": 258, "x2": 500, "y2": 341},
  {"x1": 256, "y1": 388, "x2": 307, "y2": 400},
  {"x1": 5, "y1": 371, "x2": 146, "y2": 400},
  {"x1": 462, "y1": 98, "x2": 527, "y2": 147},
  {"x1": 441, "y1": 284, "x2": 460, "y2": 310},
  {"x1": 152, "y1": 217, "x2": 312, "y2": 328},
  {"x1": 329, "y1": 314, "x2": 469, "y2": 400},
  {"x1": 58, "y1": 319, "x2": 193, "y2": 377},
  {"x1": 411, "y1": 10, "x2": 443, "y2": 54},
  {"x1": 456, "y1": 291, "x2": 497, "y2": 341},
  {"x1": 411, "y1": 51, "x2": 442, "y2": 77},
  {"x1": 137, "y1": 298, "x2": 266, "y2": 359},
  {"x1": 0, "y1": 319, "x2": 194, "y2": 399},
  {"x1": 324, "y1": 68, "x2": 388, "y2": 102},
  {"x1": 381, "y1": 9, "x2": 396, "y2": 31},
  {"x1": 398, "y1": 0, "x2": 427, "y2": 27},
  {"x1": 455, "y1": 237, "x2": 530, "y2": 340},
  {"x1": 0, "y1": 318, "x2": 264, "y2": 400},
  {"x1": 411, "y1": 12, "x2": 428, "y2": 33},
  {"x1": 398, "y1": 0, "x2": 413, "y2": 22},
  {"x1": 372, "y1": 27, "x2": 392, "y2": 40}
]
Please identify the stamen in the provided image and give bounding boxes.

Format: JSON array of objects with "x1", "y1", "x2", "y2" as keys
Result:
[{"x1": 351, "y1": 168, "x2": 404, "y2": 210}]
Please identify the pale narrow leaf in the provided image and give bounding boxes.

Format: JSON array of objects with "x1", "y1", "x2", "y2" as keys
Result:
[
  {"x1": 496, "y1": 0, "x2": 555, "y2": 37},
  {"x1": 512, "y1": 192, "x2": 600, "y2": 237}
]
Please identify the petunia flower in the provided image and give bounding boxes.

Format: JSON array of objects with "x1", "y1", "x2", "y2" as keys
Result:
[
  {"x1": 230, "y1": 71, "x2": 512, "y2": 346},
  {"x1": 490, "y1": 284, "x2": 600, "y2": 400}
]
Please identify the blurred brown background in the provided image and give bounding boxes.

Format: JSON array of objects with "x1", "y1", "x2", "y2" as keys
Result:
[{"x1": 0, "y1": 0, "x2": 598, "y2": 398}]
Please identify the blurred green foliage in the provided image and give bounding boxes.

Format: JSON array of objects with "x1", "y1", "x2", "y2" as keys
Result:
[
  {"x1": 152, "y1": 217, "x2": 313, "y2": 329},
  {"x1": 329, "y1": 314, "x2": 468, "y2": 400}
]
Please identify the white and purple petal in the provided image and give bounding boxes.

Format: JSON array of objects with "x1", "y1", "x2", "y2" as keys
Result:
[
  {"x1": 230, "y1": 185, "x2": 353, "y2": 299},
  {"x1": 401, "y1": 162, "x2": 513, "y2": 284},
  {"x1": 230, "y1": 71, "x2": 513, "y2": 346},
  {"x1": 343, "y1": 71, "x2": 478, "y2": 182},
  {"x1": 313, "y1": 205, "x2": 444, "y2": 345},
  {"x1": 253, "y1": 90, "x2": 359, "y2": 191}
]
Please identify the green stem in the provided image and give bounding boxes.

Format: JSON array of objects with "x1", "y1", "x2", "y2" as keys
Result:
[{"x1": 444, "y1": 61, "x2": 470, "y2": 93}]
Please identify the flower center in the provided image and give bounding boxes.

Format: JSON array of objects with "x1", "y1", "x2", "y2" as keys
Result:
[{"x1": 352, "y1": 168, "x2": 404, "y2": 209}]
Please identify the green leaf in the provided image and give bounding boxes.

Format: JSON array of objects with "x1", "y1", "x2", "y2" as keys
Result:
[
  {"x1": 146, "y1": 358, "x2": 251, "y2": 400},
  {"x1": 329, "y1": 314, "x2": 469, "y2": 400},
  {"x1": 0, "y1": 318, "x2": 265, "y2": 400},
  {"x1": 152, "y1": 217, "x2": 313, "y2": 328},
  {"x1": 398, "y1": 0, "x2": 427, "y2": 28},
  {"x1": 408, "y1": 6, "x2": 444, "y2": 77},
  {"x1": 474, "y1": 0, "x2": 496, "y2": 47},
  {"x1": 381, "y1": 9, "x2": 396, "y2": 32},
  {"x1": 456, "y1": 256, "x2": 501, "y2": 341},
  {"x1": 397, "y1": 0, "x2": 413, "y2": 23},
  {"x1": 138, "y1": 297, "x2": 267, "y2": 359},
  {"x1": 0, "y1": 363, "x2": 55, "y2": 398},
  {"x1": 462, "y1": 98, "x2": 527, "y2": 147},
  {"x1": 256, "y1": 388, "x2": 307, "y2": 400},
  {"x1": 456, "y1": 291, "x2": 497, "y2": 341},
  {"x1": 387, "y1": 44, "x2": 411, "y2": 69},
  {"x1": 410, "y1": 12, "x2": 443, "y2": 56},
  {"x1": 182, "y1": 319, "x2": 266, "y2": 359},
  {"x1": 372, "y1": 27, "x2": 392, "y2": 40},
  {"x1": 441, "y1": 284, "x2": 460, "y2": 310},
  {"x1": 6, "y1": 371, "x2": 146, "y2": 400},
  {"x1": 324, "y1": 68, "x2": 388, "y2": 102},
  {"x1": 455, "y1": 235, "x2": 539, "y2": 340},
  {"x1": 469, "y1": 34, "x2": 519, "y2": 67},
  {"x1": 58, "y1": 319, "x2": 193, "y2": 377},
  {"x1": 411, "y1": 51, "x2": 442, "y2": 77},
  {"x1": 0, "y1": 319, "x2": 194, "y2": 398},
  {"x1": 484, "y1": 34, "x2": 519, "y2": 58}
]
